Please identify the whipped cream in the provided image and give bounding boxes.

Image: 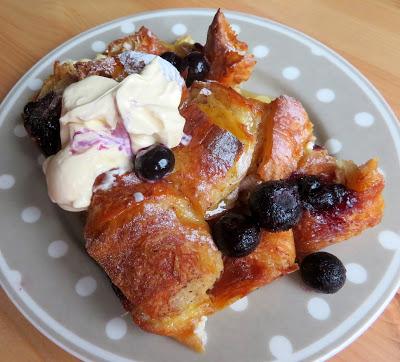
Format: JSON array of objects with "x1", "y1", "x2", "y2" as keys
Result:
[
  {"x1": 60, "y1": 57, "x2": 185, "y2": 151},
  {"x1": 44, "y1": 146, "x2": 131, "y2": 211},
  {"x1": 44, "y1": 56, "x2": 185, "y2": 211},
  {"x1": 115, "y1": 57, "x2": 185, "y2": 151}
]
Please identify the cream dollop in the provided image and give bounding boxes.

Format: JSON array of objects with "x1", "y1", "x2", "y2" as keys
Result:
[
  {"x1": 43, "y1": 146, "x2": 132, "y2": 211},
  {"x1": 116, "y1": 57, "x2": 185, "y2": 152},
  {"x1": 44, "y1": 57, "x2": 185, "y2": 211},
  {"x1": 59, "y1": 57, "x2": 185, "y2": 151}
]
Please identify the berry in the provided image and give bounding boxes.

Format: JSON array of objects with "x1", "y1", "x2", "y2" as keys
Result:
[
  {"x1": 184, "y1": 51, "x2": 209, "y2": 87},
  {"x1": 307, "y1": 184, "x2": 348, "y2": 210},
  {"x1": 297, "y1": 175, "x2": 351, "y2": 211},
  {"x1": 22, "y1": 92, "x2": 62, "y2": 156},
  {"x1": 249, "y1": 180, "x2": 302, "y2": 232},
  {"x1": 211, "y1": 212, "x2": 261, "y2": 257},
  {"x1": 160, "y1": 51, "x2": 186, "y2": 72},
  {"x1": 300, "y1": 252, "x2": 346, "y2": 293},
  {"x1": 134, "y1": 144, "x2": 175, "y2": 181},
  {"x1": 297, "y1": 175, "x2": 321, "y2": 196}
]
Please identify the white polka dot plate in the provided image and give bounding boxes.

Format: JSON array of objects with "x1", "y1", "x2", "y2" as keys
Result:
[{"x1": 0, "y1": 8, "x2": 399, "y2": 362}]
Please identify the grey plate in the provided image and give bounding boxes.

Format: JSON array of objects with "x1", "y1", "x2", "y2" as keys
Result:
[{"x1": 0, "y1": 8, "x2": 399, "y2": 362}]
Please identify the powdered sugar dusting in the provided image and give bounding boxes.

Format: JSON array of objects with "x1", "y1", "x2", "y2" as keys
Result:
[
  {"x1": 121, "y1": 172, "x2": 140, "y2": 186},
  {"x1": 277, "y1": 95, "x2": 306, "y2": 121}
]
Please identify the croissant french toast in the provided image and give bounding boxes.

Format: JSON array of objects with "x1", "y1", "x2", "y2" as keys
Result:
[
  {"x1": 37, "y1": 11, "x2": 250, "y2": 101},
  {"x1": 170, "y1": 81, "x2": 263, "y2": 214},
  {"x1": 293, "y1": 149, "x2": 384, "y2": 256},
  {"x1": 85, "y1": 173, "x2": 223, "y2": 352},
  {"x1": 23, "y1": 8, "x2": 384, "y2": 354},
  {"x1": 254, "y1": 96, "x2": 384, "y2": 256}
]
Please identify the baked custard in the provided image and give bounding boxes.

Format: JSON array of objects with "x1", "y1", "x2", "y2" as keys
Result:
[{"x1": 22, "y1": 9, "x2": 384, "y2": 352}]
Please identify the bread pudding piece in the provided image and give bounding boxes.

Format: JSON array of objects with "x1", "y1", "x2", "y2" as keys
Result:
[
  {"x1": 169, "y1": 81, "x2": 264, "y2": 214},
  {"x1": 85, "y1": 173, "x2": 223, "y2": 352},
  {"x1": 293, "y1": 148, "x2": 384, "y2": 256},
  {"x1": 36, "y1": 10, "x2": 255, "y2": 103},
  {"x1": 254, "y1": 95, "x2": 384, "y2": 256},
  {"x1": 207, "y1": 95, "x2": 310, "y2": 310},
  {"x1": 106, "y1": 26, "x2": 169, "y2": 56},
  {"x1": 210, "y1": 230, "x2": 297, "y2": 310},
  {"x1": 254, "y1": 95, "x2": 314, "y2": 180},
  {"x1": 83, "y1": 80, "x2": 300, "y2": 351},
  {"x1": 37, "y1": 61, "x2": 79, "y2": 99},
  {"x1": 204, "y1": 9, "x2": 256, "y2": 87}
]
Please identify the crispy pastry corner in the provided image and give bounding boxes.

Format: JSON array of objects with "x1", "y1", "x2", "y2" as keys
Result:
[{"x1": 204, "y1": 9, "x2": 256, "y2": 87}]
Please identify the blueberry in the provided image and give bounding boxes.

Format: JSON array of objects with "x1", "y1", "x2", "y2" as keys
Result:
[
  {"x1": 211, "y1": 212, "x2": 261, "y2": 257},
  {"x1": 134, "y1": 144, "x2": 175, "y2": 181},
  {"x1": 297, "y1": 175, "x2": 350, "y2": 211},
  {"x1": 22, "y1": 92, "x2": 62, "y2": 156},
  {"x1": 308, "y1": 184, "x2": 347, "y2": 210},
  {"x1": 184, "y1": 51, "x2": 209, "y2": 87},
  {"x1": 249, "y1": 180, "x2": 302, "y2": 232},
  {"x1": 297, "y1": 175, "x2": 321, "y2": 196},
  {"x1": 300, "y1": 252, "x2": 346, "y2": 293},
  {"x1": 160, "y1": 51, "x2": 186, "y2": 72}
]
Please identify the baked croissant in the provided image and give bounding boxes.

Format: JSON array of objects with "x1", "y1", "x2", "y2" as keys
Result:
[{"x1": 85, "y1": 173, "x2": 223, "y2": 351}]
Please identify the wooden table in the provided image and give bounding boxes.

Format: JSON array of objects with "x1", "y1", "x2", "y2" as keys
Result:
[{"x1": 1, "y1": 0, "x2": 399, "y2": 360}]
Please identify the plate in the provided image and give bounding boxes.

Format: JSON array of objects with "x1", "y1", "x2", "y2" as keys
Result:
[{"x1": 0, "y1": 8, "x2": 399, "y2": 362}]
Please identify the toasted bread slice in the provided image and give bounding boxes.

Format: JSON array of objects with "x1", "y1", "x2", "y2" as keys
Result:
[{"x1": 85, "y1": 173, "x2": 223, "y2": 352}]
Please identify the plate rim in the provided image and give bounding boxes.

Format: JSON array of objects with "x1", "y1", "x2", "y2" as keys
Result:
[{"x1": 0, "y1": 7, "x2": 399, "y2": 362}]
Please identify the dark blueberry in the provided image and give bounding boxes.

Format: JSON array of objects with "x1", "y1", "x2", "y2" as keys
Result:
[
  {"x1": 211, "y1": 212, "x2": 261, "y2": 257},
  {"x1": 185, "y1": 51, "x2": 210, "y2": 87},
  {"x1": 296, "y1": 175, "x2": 352, "y2": 211},
  {"x1": 300, "y1": 252, "x2": 346, "y2": 293},
  {"x1": 22, "y1": 92, "x2": 62, "y2": 156},
  {"x1": 134, "y1": 144, "x2": 175, "y2": 181},
  {"x1": 297, "y1": 175, "x2": 321, "y2": 197},
  {"x1": 249, "y1": 180, "x2": 302, "y2": 232},
  {"x1": 160, "y1": 51, "x2": 186, "y2": 72}
]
